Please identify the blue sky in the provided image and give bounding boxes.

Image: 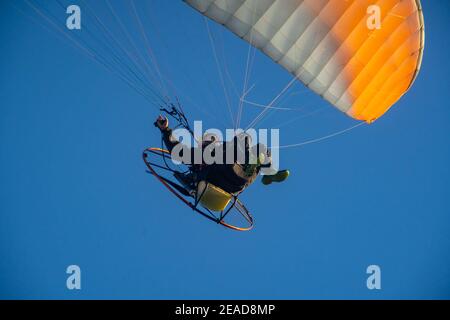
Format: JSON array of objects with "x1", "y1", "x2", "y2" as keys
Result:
[{"x1": 1, "y1": 0, "x2": 449, "y2": 299}]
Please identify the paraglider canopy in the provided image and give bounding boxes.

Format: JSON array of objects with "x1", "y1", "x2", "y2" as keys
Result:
[{"x1": 184, "y1": 0, "x2": 425, "y2": 123}]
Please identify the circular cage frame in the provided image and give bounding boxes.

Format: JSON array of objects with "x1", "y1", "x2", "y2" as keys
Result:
[{"x1": 143, "y1": 147, "x2": 254, "y2": 231}]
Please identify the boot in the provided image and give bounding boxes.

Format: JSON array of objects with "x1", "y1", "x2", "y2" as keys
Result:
[{"x1": 261, "y1": 170, "x2": 290, "y2": 185}]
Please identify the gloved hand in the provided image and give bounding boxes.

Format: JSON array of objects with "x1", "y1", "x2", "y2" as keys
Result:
[{"x1": 154, "y1": 115, "x2": 169, "y2": 130}]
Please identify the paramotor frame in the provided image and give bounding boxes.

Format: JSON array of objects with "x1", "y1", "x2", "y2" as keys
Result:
[{"x1": 143, "y1": 147, "x2": 254, "y2": 231}]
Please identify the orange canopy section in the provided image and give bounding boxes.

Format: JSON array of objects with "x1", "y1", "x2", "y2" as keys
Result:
[
  {"x1": 184, "y1": 0, "x2": 425, "y2": 122},
  {"x1": 330, "y1": 0, "x2": 425, "y2": 122}
]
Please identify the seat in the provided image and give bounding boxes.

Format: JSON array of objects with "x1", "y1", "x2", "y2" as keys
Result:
[{"x1": 196, "y1": 181, "x2": 232, "y2": 212}]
